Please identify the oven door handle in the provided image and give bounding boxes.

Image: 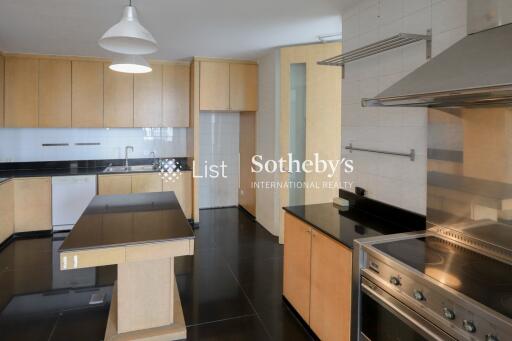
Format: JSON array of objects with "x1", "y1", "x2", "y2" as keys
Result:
[{"x1": 361, "y1": 281, "x2": 455, "y2": 341}]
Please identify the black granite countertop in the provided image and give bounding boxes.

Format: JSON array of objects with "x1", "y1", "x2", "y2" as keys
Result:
[
  {"x1": 0, "y1": 158, "x2": 191, "y2": 184},
  {"x1": 60, "y1": 192, "x2": 195, "y2": 252},
  {"x1": 284, "y1": 200, "x2": 425, "y2": 249}
]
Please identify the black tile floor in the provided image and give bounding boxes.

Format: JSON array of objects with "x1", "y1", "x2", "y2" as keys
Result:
[{"x1": 0, "y1": 207, "x2": 313, "y2": 340}]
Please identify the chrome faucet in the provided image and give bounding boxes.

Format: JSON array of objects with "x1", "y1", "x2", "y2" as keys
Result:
[
  {"x1": 125, "y1": 146, "x2": 134, "y2": 169},
  {"x1": 150, "y1": 151, "x2": 159, "y2": 169}
]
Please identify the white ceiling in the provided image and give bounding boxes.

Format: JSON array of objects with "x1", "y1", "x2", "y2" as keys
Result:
[{"x1": 0, "y1": 0, "x2": 342, "y2": 61}]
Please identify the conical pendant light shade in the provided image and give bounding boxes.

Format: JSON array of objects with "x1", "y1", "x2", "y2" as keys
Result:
[
  {"x1": 99, "y1": 6, "x2": 158, "y2": 55},
  {"x1": 109, "y1": 55, "x2": 152, "y2": 73}
]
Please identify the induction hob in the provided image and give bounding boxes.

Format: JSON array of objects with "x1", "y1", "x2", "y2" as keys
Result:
[{"x1": 373, "y1": 236, "x2": 512, "y2": 320}]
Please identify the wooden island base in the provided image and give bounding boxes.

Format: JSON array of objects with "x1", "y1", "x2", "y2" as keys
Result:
[{"x1": 105, "y1": 278, "x2": 186, "y2": 341}]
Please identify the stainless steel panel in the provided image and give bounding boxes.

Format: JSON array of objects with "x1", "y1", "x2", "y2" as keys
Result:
[
  {"x1": 468, "y1": 0, "x2": 512, "y2": 34},
  {"x1": 427, "y1": 107, "x2": 512, "y2": 253}
]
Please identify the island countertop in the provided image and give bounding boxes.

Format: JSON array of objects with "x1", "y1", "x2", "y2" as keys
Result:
[{"x1": 60, "y1": 191, "x2": 195, "y2": 252}]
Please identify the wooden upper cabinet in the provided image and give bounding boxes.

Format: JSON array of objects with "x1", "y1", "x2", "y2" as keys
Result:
[
  {"x1": 230, "y1": 63, "x2": 258, "y2": 112},
  {"x1": 104, "y1": 64, "x2": 134, "y2": 127},
  {"x1": 200, "y1": 61, "x2": 230, "y2": 111},
  {"x1": 134, "y1": 64, "x2": 162, "y2": 127},
  {"x1": 0, "y1": 55, "x2": 4, "y2": 127},
  {"x1": 283, "y1": 212, "x2": 312, "y2": 323},
  {"x1": 310, "y1": 230, "x2": 352, "y2": 341},
  {"x1": 5, "y1": 57, "x2": 39, "y2": 128},
  {"x1": 163, "y1": 64, "x2": 190, "y2": 127},
  {"x1": 38, "y1": 59, "x2": 72, "y2": 128},
  {"x1": 72, "y1": 61, "x2": 104, "y2": 128}
]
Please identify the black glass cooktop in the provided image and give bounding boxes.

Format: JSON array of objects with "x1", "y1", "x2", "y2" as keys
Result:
[{"x1": 374, "y1": 236, "x2": 512, "y2": 320}]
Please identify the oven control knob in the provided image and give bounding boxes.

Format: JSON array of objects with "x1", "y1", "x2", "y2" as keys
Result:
[
  {"x1": 390, "y1": 276, "x2": 401, "y2": 286},
  {"x1": 463, "y1": 320, "x2": 476, "y2": 333},
  {"x1": 413, "y1": 290, "x2": 425, "y2": 301},
  {"x1": 486, "y1": 335, "x2": 499, "y2": 341},
  {"x1": 443, "y1": 307, "x2": 455, "y2": 320}
]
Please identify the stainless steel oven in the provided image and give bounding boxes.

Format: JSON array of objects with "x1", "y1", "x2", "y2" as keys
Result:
[{"x1": 360, "y1": 277, "x2": 455, "y2": 341}]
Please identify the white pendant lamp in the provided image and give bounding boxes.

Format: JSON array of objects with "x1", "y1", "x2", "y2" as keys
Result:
[
  {"x1": 109, "y1": 55, "x2": 152, "y2": 73},
  {"x1": 99, "y1": 1, "x2": 158, "y2": 55}
]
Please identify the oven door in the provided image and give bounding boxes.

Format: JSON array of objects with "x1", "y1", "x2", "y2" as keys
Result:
[{"x1": 360, "y1": 277, "x2": 455, "y2": 341}]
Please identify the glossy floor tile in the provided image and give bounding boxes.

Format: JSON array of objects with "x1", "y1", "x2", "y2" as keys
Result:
[{"x1": 0, "y1": 207, "x2": 313, "y2": 340}]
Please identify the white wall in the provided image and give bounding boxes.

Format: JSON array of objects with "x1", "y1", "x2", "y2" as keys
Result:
[
  {"x1": 255, "y1": 48, "x2": 281, "y2": 236},
  {"x1": 0, "y1": 128, "x2": 189, "y2": 162},
  {"x1": 341, "y1": 0, "x2": 467, "y2": 214},
  {"x1": 198, "y1": 112, "x2": 240, "y2": 209}
]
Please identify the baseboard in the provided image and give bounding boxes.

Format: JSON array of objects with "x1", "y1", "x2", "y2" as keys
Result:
[
  {"x1": 282, "y1": 296, "x2": 320, "y2": 340},
  {"x1": 238, "y1": 205, "x2": 255, "y2": 221}
]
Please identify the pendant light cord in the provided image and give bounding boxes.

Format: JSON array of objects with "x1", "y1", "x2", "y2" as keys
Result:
[{"x1": 129, "y1": 0, "x2": 132, "y2": 6}]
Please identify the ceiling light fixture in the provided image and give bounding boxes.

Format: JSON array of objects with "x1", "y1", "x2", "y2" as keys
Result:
[
  {"x1": 99, "y1": 0, "x2": 158, "y2": 55},
  {"x1": 109, "y1": 55, "x2": 152, "y2": 74}
]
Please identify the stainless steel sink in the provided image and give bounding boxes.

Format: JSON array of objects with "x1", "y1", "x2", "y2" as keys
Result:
[{"x1": 103, "y1": 165, "x2": 157, "y2": 173}]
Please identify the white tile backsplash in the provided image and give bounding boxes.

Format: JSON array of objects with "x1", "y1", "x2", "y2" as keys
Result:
[
  {"x1": 198, "y1": 112, "x2": 240, "y2": 209},
  {"x1": 341, "y1": 0, "x2": 467, "y2": 214},
  {"x1": 0, "y1": 128, "x2": 190, "y2": 162}
]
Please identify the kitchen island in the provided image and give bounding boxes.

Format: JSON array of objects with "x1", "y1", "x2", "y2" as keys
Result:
[{"x1": 59, "y1": 192, "x2": 195, "y2": 341}]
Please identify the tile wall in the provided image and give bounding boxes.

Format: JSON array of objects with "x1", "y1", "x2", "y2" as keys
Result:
[
  {"x1": 0, "y1": 128, "x2": 190, "y2": 162},
  {"x1": 198, "y1": 112, "x2": 240, "y2": 209},
  {"x1": 341, "y1": 0, "x2": 467, "y2": 214}
]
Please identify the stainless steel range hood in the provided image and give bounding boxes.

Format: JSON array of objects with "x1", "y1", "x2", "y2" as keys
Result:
[{"x1": 362, "y1": 0, "x2": 512, "y2": 108}]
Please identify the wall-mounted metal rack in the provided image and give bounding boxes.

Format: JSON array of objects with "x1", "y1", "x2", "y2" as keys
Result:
[
  {"x1": 318, "y1": 30, "x2": 432, "y2": 78},
  {"x1": 345, "y1": 143, "x2": 416, "y2": 161}
]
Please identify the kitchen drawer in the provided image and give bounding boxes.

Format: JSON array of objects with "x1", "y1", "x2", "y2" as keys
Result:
[
  {"x1": 60, "y1": 247, "x2": 125, "y2": 270},
  {"x1": 125, "y1": 239, "x2": 193, "y2": 262}
]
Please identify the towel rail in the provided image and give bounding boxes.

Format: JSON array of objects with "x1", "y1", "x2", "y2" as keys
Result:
[{"x1": 345, "y1": 143, "x2": 415, "y2": 161}]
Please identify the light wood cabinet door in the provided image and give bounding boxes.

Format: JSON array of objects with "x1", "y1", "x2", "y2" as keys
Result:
[
  {"x1": 134, "y1": 64, "x2": 162, "y2": 127},
  {"x1": 230, "y1": 63, "x2": 258, "y2": 111},
  {"x1": 14, "y1": 177, "x2": 52, "y2": 232},
  {"x1": 162, "y1": 171, "x2": 192, "y2": 219},
  {"x1": 38, "y1": 59, "x2": 72, "y2": 127},
  {"x1": 163, "y1": 64, "x2": 190, "y2": 127},
  {"x1": 310, "y1": 230, "x2": 352, "y2": 341},
  {"x1": 98, "y1": 175, "x2": 132, "y2": 195},
  {"x1": 72, "y1": 61, "x2": 104, "y2": 127},
  {"x1": 0, "y1": 55, "x2": 4, "y2": 127},
  {"x1": 200, "y1": 61, "x2": 229, "y2": 111},
  {"x1": 104, "y1": 64, "x2": 134, "y2": 127},
  {"x1": 0, "y1": 181, "x2": 14, "y2": 243},
  {"x1": 5, "y1": 57, "x2": 39, "y2": 128},
  {"x1": 132, "y1": 173, "x2": 162, "y2": 193},
  {"x1": 283, "y1": 212, "x2": 312, "y2": 323}
]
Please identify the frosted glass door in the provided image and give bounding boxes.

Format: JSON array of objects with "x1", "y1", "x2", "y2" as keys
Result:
[{"x1": 289, "y1": 63, "x2": 306, "y2": 206}]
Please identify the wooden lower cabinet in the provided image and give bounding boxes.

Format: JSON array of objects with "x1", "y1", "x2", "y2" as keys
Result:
[
  {"x1": 0, "y1": 181, "x2": 15, "y2": 243},
  {"x1": 283, "y1": 213, "x2": 312, "y2": 322},
  {"x1": 98, "y1": 173, "x2": 192, "y2": 219},
  {"x1": 98, "y1": 174, "x2": 132, "y2": 195},
  {"x1": 310, "y1": 229, "x2": 352, "y2": 341},
  {"x1": 162, "y1": 171, "x2": 192, "y2": 219},
  {"x1": 132, "y1": 173, "x2": 163, "y2": 193},
  {"x1": 14, "y1": 177, "x2": 52, "y2": 233},
  {"x1": 283, "y1": 211, "x2": 352, "y2": 341}
]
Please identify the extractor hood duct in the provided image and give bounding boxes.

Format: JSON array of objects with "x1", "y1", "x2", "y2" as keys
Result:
[{"x1": 362, "y1": 0, "x2": 512, "y2": 108}]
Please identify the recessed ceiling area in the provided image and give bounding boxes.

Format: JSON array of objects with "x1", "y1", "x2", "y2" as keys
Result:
[{"x1": 0, "y1": 0, "x2": 342, "y2": 60}]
